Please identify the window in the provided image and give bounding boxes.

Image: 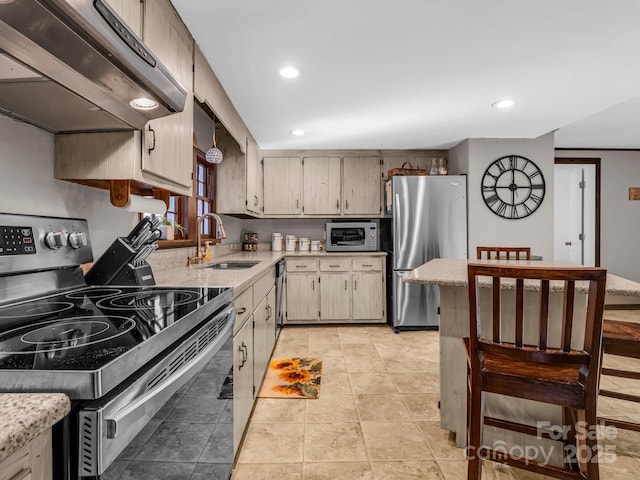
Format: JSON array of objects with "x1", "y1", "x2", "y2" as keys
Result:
[{"x1": 153, "y1": 147, "x2": 217, "y2": 247}]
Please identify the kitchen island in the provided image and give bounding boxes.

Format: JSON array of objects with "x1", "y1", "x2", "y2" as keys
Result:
[{"x1": 402, "y1": 258, "x2": 640, "y2": 454}]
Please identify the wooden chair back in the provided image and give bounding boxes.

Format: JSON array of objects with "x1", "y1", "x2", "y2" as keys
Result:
[
  {"x1": 476, "y1": 246, "x2": 531, "y2": 260},
  {"x1": 467, "y1": 263, "x2": 607, "y2": 380}
]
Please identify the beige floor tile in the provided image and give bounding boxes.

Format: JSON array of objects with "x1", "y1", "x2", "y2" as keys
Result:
[
  {"x1": 319, "y1": 355, "x2": 348, "y2": 374},
  {"x1": 435, "y1": 459, "x2": 468, "y2": 479},
  {"x1": 272, "y1": 344, "x2": 310, "y2": 358},
  {"x1": 305, "y1": 394, "x2": 358, "y2": 423},
  {"x1": 250, "y1": 398, "x2": 306, "y2": 423},
  {"x1": 417, "y1": 421, "x2": 464, "y2": 460},
  {"x1": 236, "y1": 423, "x2": 305, "y2": 463},
  {"x1": 339, "y1": 328, "x2": 373, "y2": 345},
  {"x1": 302, "y1": 462, "x2": 373, "y2": 480},
  {"x1": 318, "y1": 370, "x2": 353, "y2": 395},
  {"x1": 344, "y1": 346, "x2": 387, "y2": 373},
  {"x1": 303, "y1": 423, "x2": 368, "y2": 462},
  {"x1": 306, "y1": 344, "x2": 344, "y2": 358},
  {"x1": 360, "y1": 421, "x2": 431, "y2": 461},
  {"x1": 370, "y1": 460, "x2": 444, "y2": 479},
  {"x1": 355, "y1": 393, "x2": 413, "y2": 422},
  {"x1": 307, "y1": 328, "x2": 341, "y2": 346},
  {"x1": 349, "y1": 372, "x2": 398, "y2": 394},
  {"x1": 278, "y1": 327, "x2": 311, "y2": 345},
  {"x1": 393, "y1": 371, "x2": 439, "y2": 393},
  {"x1": 232, "y1": 463, "x2": 303, "y2": 480},
  {"x1": 401, "y1": 393, "x2": 441, "y2": 421}
]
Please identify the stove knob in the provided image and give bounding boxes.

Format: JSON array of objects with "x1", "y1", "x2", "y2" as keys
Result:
[
  {"x1": 68, "y1": 232, "x2": 87, "y2": 249},
  {"x1": 44, "y1": 231, "x2": 67, "y2": 249}
]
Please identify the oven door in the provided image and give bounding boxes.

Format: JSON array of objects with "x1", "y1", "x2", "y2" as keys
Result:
[{"x1": 77, "y1": 303, "x2": 234, "y2": 477}]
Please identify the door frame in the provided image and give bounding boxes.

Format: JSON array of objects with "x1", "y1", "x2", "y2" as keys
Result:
[{"x1": 554, "y1": 157, "x2": 601, "y2": 266}]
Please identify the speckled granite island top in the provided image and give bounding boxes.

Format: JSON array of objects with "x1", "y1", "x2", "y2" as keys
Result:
[
  {"x1": 402, "y1": 258, "x2": 640, "y2": 296},
  {"x1": 0, "y1": 393, "x2": 70, "y2": 462}
]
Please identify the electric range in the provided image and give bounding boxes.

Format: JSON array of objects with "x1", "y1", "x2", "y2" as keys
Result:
[{"x1": 0, "y1": 213, "x2": 235, "y2": 479}]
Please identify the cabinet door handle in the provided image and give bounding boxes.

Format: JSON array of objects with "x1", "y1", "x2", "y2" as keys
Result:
[
  {"x1": 354, "y1": 279, "x2": 358, "y2": 291},
  {"x1": 344, "y1": 279, "x2": 347, "y2": 290},
  {"x1": 312, "y1": 279, "x2": 315, "y2": 291},
  {"x1": 345, "y1": 199, "x2": 349, "y2": 210},
  {"x1": 254, "y1": 195, "x2": 258, "y2": 206},
  {"x1": 238, "y1": 342, "x2": 248, "y2": 369},
  {"x1": 336, "y1": 199, "x2": 339, "y2": 209},
  {"x1": 237, "y1": 307, "x2": 247, "y2": 315},
  {"x1": 266, "y1": 304, "x2": 271, "y2": 319},
  {"x1": 146, "y1": 125, "x2": 156, "y2": 154},
  {"x1": 9, "y1": 469, "x2": 31, "y2": 480},
  {"x1": 296, "y1": 199, "x2": 299, "y2": 209}
]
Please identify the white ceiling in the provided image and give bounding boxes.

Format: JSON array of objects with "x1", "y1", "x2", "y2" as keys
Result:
[{"x1": 171, "y1": 0, "x2": 640, "y2": 151}]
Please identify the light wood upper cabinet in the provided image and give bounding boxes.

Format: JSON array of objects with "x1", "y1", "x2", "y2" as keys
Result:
[
  {"x1": 342, "y1": 156, "x2": 382, "y2": 215},
  {"x1": 216, "y1": 130, "x2": 247, "y2": 215},
  {"x1": 245, "y1": 137, "x2": 263, "y2": 215},
  {"x1": 303, "y1": 157, "x2": 341, "y2": 215},
  {"x1": 141, "y1": 0, "x2": 193, "y2": 190},
  {"x1": 54, "y1": 0, "x2": 194, "y2": 196},
  {"x1": 263, "y1": 157, "x2": 302, "y2": 215}
]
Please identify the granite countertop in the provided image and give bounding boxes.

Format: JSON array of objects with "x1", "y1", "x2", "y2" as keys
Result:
[
  {"x1": 402, "y1": 258, "x2": 640, "y2": 296},
  {"x1": 0, "y1": 393, "x2": 70, "y2": 462},
  {"x1": 149, "y1": 249, "x2": 387, "y2": 298}
]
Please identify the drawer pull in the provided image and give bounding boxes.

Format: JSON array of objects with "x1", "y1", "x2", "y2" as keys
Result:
[
  {"x1": 361, "y1": 264, "x2": 373, "y2": 267},
  {"x1": 329, "y1": 264, "x2": 340, "y2": 267},
  {"x1": 295, "y1": 265, "x2": 307, "y2": 268},
  {"x1": 237, "y1": 307, "x2": 247, "y2": 315},
  {"x1": 10, "y1": 468, "x2": 31, "y2": 480}
]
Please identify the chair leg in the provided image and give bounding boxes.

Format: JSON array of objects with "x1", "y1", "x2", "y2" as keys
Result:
[
  {"x1": 562, "y1": 407, "x2": 579, "y2": 471},
  {"x1": 467, "y1": 368, "x2": 483, "y2": 480},
  {"x1": 583, "y1": 399, "x2": 600, "y2": 479}
]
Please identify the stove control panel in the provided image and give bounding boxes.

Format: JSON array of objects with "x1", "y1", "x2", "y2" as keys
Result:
[
  {"x1": 0, "y1": 213, "x2": 93, "y2": 274},
  {"x1": 1, "y1": 226, "x2": 36, "y2": 255}
]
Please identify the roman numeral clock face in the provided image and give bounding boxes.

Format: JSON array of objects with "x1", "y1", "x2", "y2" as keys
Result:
[{"x1": 481, "y1": 155, "x2": 546, "y2": 219}]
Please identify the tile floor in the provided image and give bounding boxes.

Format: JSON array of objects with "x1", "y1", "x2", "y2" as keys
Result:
[{"x1": 232, "y1": 316, "x2": 640, "y2": 480}]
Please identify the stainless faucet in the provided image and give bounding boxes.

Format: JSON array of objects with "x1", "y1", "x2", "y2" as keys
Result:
[{"x1": 187, "y1": 213, "x2": 227, "y2": 266}]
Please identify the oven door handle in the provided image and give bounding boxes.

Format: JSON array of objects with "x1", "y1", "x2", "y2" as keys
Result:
[{"x1": 105, "y1": 306, "x2": 234, "y2": 439}]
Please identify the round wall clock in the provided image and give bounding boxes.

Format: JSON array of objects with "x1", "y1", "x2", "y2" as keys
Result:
[{"x1": 481, "y1": 155, "x2": 545, "y2": 219}]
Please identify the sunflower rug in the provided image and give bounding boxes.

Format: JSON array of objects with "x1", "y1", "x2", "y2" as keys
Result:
[{"x1": 258, "y1": 357, "x2": 322, "y2": 399}]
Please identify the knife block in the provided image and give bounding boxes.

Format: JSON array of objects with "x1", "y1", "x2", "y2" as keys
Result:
[
  {"x1": 84, "y1": 237, "x2": 138, "y2": 285},
  {"x1": 109, "y1": 263, "x2": 156, "y2": 286}
]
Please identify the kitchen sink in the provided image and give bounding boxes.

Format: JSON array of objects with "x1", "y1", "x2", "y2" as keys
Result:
[{"x1": 206, "y1": 261, "x2": 260, "y2": 270}]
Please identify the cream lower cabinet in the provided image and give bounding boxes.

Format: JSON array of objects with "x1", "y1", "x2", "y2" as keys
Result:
[
  {"x1": 285, "y1": 259, "x2": 319, "y2": 322},
  {"x1": 232, "y1": 268, "x2": 276, "y2": 454},
  {"x1": 285, "y1": 256, "x2": 386, "y2": 324},
  {"x1": 0, "y1": 428, "x2": 52, "y2": 480}
]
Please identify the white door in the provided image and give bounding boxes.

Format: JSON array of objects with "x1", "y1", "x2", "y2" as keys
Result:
[{"x1": 554, "y1": 164, "x2": 596, "y2": 266}]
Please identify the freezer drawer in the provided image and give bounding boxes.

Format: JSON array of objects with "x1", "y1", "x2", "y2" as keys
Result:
[{"x1": 392, "y1": 271, "x2": 439, "y2": 329}]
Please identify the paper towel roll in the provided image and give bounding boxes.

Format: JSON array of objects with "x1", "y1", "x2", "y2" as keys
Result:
[{"x1": 120, "y1": 195, "x2": 167, "y2": 215}]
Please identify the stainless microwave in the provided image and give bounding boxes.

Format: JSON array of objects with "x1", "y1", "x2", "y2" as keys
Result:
[{"x1": 325, "y1": 221, "x2": 379, "y2": 252}]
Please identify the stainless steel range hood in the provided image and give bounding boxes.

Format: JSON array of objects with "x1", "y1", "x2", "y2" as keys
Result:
[{"x1": 0, "y1": 0, "x2": 187, "y2": 133}]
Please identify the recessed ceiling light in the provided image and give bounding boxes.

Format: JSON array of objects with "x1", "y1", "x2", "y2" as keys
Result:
[
  {"x1": 279, "y1": 65, "x2": 301, "y2": 79},
  {"x1": 130, "y1": 97, "x2": 158, "y2": 110},
  {"x1": 491, "y1": 99, "x2": 515, "y2": 109},
  {"x1": 290, "y1": 129, "x2": 305, "y2": 136}
]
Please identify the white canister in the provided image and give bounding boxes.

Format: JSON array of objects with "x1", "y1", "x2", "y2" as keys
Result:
[
  {"x1": 271, "y1": 233, "x2": 283, "y2": 251},
  {"x1": 285, "y1": 235, "x2": 297, "y2": 251},
  {"x1": 310, "y1": 240, "x2": 321, "y2": 251},
  {"x1": 299, "y1": 237, "x2": 310, "y2": 251}
]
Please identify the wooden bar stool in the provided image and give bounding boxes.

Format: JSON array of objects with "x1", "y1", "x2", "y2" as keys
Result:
[
  {"x1": 598, "y1": 318, "x2": 640, "y2": 432},
  {"x1": 464, "y1": 263, "x2": 607, "y2": 479},
  {"x1": 476, "y1": 246, "x2": 531, "y2": 260}
]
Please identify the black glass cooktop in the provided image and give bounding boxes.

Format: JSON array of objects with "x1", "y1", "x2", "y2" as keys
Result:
[{"x1": 0, "y1": 286, "x2": 230, "y2": 371}]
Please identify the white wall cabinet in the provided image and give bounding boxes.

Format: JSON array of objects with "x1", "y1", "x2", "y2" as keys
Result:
[
  {"x1": 232, "y1": 268, "x2": 276, "y2": 454},
  {"x1": 0, "y1": 428, "x2": 52, "y2": 480},
  {"x1": 285, "y1": 255, "x2": 386, "y2": 324},
  {"x1": 263, "y1": 157, "x2": 302, "y2": 215},
  {"x1": 54, "y1": 0, "x2": 194, "y2": 197}
]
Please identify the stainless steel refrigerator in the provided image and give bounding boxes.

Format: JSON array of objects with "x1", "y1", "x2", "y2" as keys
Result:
[{"x1": 382, "y1": 175, "x2": 468, "y2": 330}]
